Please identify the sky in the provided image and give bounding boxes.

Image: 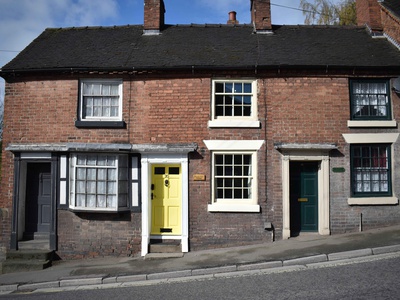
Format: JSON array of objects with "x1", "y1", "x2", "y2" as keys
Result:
[{"x1": 0, "y1": 0, "x2": 341, "y2": 105}]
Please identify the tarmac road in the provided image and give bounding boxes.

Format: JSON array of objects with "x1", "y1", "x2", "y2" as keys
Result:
[{"x1": 2, "y1": 253, "x2": 400, "y2": 299}]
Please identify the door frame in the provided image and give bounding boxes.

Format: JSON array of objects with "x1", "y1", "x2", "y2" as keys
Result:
[
  {"x1": 279, "y1": 147, "x2": 333, "y2": 239},
  {"x1": 10, "y1": 152, "x2": 58, "y2": 250},
  {"x1": 140, "y1": 153, "x2": 189, "y2": 256}
]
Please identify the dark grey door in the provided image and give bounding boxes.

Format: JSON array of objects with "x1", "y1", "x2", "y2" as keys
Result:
[{"x1": 25, "y1": 163, "x2": 52, "y2": 235}]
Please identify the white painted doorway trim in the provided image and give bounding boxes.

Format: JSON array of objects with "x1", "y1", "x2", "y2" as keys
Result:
[
  {"x1": 280, "y1": 150, "x2": 331, "y2": 239},
  {"x1": 140, "y1": 153, "x2": 189, "y2": 256}
]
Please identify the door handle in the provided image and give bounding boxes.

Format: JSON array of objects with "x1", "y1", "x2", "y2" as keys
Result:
[
  {"x1": 151, "y1": 193, "x2": 154, "y2": 200},
  {"x1": 298, "y1": 198, "x2": 308, "y2": 202},
  {"x1": 165, "y1": 179, "x2": 169, "y2": 187}
]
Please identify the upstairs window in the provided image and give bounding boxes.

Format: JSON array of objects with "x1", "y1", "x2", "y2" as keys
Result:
[
  {"x1": 76, "y1": 79, "x2": 125, "y2": 128},
  {"x1": 209, "y1": 79, "x2": 259, "y2": 128},
  {"x1": 69, "y1": 153, "x2": 129, "y2": 212},
  {"x1": 350, "y1": 80, "x2": 391, "y2": 120},
  {"x1": 351, "y1": 144, "x2": 391, "y2": 197}
]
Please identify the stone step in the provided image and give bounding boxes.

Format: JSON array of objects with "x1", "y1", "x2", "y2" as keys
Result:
[
  {"x1": 1, "y1": 259, "x2": 52, "y2": 274},
  {"x1": 149, "y1": 239, "x2": 182, "y2": 253},
  {"x1": 6, "y1": 249, "x2": 54, "y2": 261},
  {"x1": 2, "y1": 249, "x2": 54, "y2": 274},
  {"x1": 18, "y1": 239, "x2": 50, "y2": 251}
]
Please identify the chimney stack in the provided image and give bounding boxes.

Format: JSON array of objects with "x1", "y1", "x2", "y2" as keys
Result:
[
  {"x1": 356, "y1": 0, "x2": 383, "y2": 32},
  {"x1": 227, "y1": 11, "x2": 239, "y2": 25},
  {"x1": 251, "y1": 0, "x2": 272, "y2": 33},
  {"x1": 144, "y1": 0, "x2": 165, "y2": 34}
]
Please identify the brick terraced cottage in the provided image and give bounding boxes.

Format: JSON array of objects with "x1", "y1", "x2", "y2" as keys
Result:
[{"x1": 1, "y1": 0, "x2": 400, "y2": 258}]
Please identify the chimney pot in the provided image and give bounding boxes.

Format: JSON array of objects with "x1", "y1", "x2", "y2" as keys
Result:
[{"x1": 227, "y1": 11, "x2": 239, "y2": 24}]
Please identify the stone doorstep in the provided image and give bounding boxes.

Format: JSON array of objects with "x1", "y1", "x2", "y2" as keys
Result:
[
  {"x1": 1, "y1": 250, "x2": 54, "y2": 274},
  {"x1": 1, "y1": 259, "x2": 51, "y2": 274},
  {"x1": 6, "y1": 250, "x2": 53, "y2": 261}
]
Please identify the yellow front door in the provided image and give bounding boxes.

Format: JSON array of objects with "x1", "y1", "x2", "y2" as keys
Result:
[{"x1": 151, "y1": 165, "x2": 181, "y2": 235}]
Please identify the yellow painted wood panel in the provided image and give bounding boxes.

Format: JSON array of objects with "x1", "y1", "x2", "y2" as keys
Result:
[{"x1": 151, "y1": 165, "x2": 181, "y2": 235}]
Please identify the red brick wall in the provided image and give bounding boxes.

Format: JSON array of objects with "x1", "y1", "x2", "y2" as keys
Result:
[
  {"x1": 0, "y1": 74, "x2": 271, "y2": 257},
  {"x1": 265, "y1": 76, "x2": 400, "y2": 235},
  {"x1": 381, "y1": 6, "x2": 400, "y2": 45},
  {"x1": 356, "y1": 0, "x2": 383, "y2": 30},
  {"x1": 2, "y1": 73, "x2": 400, "y2": 257}
]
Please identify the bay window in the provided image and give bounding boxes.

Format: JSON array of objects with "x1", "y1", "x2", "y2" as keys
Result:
[{"x1": 69, "y1": 153, "x2": 129, "y2": 211}]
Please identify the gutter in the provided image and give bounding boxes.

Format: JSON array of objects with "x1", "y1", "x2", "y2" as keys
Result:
[{"x1": 2, "y1": 64, "x2": 400, "y2": 79}]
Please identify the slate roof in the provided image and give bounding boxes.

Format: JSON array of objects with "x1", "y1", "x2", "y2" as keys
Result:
[
  {"x1": 2, "y1": 24, "x2": 400, "y2": 74},
  {"x1": 382, "y1": 0, "x2": 400, "y2": 19}
]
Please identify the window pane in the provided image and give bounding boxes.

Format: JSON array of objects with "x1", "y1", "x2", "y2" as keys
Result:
[
  {"x1": 234, "y1": 83, "x2": 242, "y2": 93},
  {"x1": 244, "y1": 83, "x2": 252, "y2": 93},
  {"x1": 97, "y1": 195, "x2": 106, "y2": 208},
  {"x1": 87, "y1": 194, "x2": 96, "y2": 207},
  {"x1": 77, "y1": 180, "x2": 86, "y2": 193},
  {"x1": 107, "y1": 195, "x2": 117, "y2": 208},
  {"x1": 169, "y1": 167, "x2": 180, "y2": 174},
  {"x1": 215, "y1": 82, "x2": 224, "y2": 93},
  {"x1": 154, "y1": 167, "x2": 165, "y2": 175},
  {"x1": 77, "y1": 194, "x2": 86, "y2": 207},
  {"x1": 225, "y1": 83, "x2": 233, "y2": 93}
]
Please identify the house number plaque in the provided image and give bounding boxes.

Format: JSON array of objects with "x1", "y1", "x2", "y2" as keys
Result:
[{"x1": 193, "y1": 174, "x2": 206, "y2": 181}]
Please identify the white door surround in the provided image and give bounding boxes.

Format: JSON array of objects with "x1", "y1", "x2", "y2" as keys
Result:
[
  {"x1": 276, "y1": 144, "x2": 336, "y2": 239},
  {"x1": 140, "y1": 153, "x2": 189, "y2": 256}
]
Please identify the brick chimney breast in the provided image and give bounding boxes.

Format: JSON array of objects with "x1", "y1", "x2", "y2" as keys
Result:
[
  {"x1": 356, "y1": 0, "x2": 383, "y2": 32},
  {"x1": 144, "y1": 0, "x2": 165, "y2": 35},
  {"x1": 251, "y1": 0, "x2": 272, "y2": 33}
]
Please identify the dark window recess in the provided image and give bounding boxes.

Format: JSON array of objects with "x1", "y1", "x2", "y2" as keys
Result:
[
  {"x1": 169, "y1": 167, "x2": 180, "y2": 174},
  {"x1": 154, "y1": 167, "x2": 165, "y2": 175}
]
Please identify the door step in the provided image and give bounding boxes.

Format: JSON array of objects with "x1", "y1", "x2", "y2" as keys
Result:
[
  {"x1": 18, "y1": 239, "x2": 50, "y2": 251},
  {"x1": 1, "y1": 250, "x2": 54, "y2": 274},
  {"x1": 148, "y1": 239, "x2": 182, "y2": 254}
]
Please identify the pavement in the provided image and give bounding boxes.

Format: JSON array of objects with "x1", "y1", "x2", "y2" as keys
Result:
[{"x1": 1, "y1": 225, "x2": 400, "y2": 295}]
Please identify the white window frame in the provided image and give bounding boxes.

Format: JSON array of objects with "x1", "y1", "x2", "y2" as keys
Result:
[
  {"x1": 208, "y1": 79, "x2": 260, "y2": 128},
  {"x1": 69, "y1": 153, "x2": 129, "y2": 212},
  {"x1": 204, "y1": 140, "x2": 263, "y2": 212},
  {"x1": 79, "y1": 79, "x2": 123, "y2": 122}
]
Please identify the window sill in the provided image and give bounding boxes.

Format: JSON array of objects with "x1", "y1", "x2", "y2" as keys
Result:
[
  {"x1": 75, "y1": 120, "x2": 126, "y2": 129},
  {"x1": 348, "y1": 197, "x2": 398, "y2": 205},
  {"x1": 69, "y1": 207, "x2": 130, "y2": 213},
  {"x1": 208, "y1": 120, "x2": 260, "y2": 128},
  {"x1": 208, "y1": 203, "x2": 260, "y2": 212},
  {"x1": 347, "y1": 120, "x2": 397, "y2": 128}
]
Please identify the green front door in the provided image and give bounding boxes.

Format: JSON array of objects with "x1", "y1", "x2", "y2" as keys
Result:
[{"x1": 290, "y1": 162, "x2": 318, "y2": 235}]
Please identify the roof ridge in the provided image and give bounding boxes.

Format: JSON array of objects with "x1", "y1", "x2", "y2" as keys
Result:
[{"x1": 44, "y1": 24, "x2": 142, "y2": 31}]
